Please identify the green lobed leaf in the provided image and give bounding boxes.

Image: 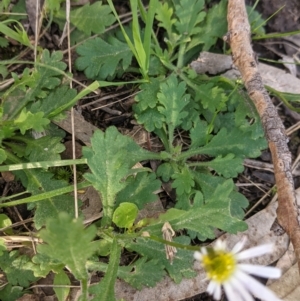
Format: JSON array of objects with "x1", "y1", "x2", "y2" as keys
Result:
[
  {"x1": 1, "y1": 69, "x2": 37, "y2": 120},
  {"x1": 174, "y1": 0, "x2": 206, "y2": 36},
  {"x1": 189, "y1": 118, "x2": 209, "y2": 148},
  {"x1": 155, "y1": 1, "x2": 176, "y2": 37},
  {"x1": 134, "y1": 106, "x2": 164, "y2": 132},
  {"x1": 45, "y1": 0, "x2": 64, "y2": 11},
  {"x1": 156, "y1": 162, "x2": 174, "y2": 182},
  {"x1": 134, "y1": 76, "x2": 197, "y2": 133},
  {"x1": 126, "y1": 236, "x2": 196, "y2": 283},
  {"x1": 216, "y1": 112, "x2": 238, "y2": 135},
  {"x1": 0, "y1": 127, "x2": 15, "y2": 145},
  {"x1": 209, "y1": 89, "x2": 265, "y2": 142},
  {"x1": 0, "y1": 238, "x2": 6, "y2": 256},
  {"x1": 148, "y1": 55, "x2": 167, "y2": 76},
  {"x1": 10, "y1": 0, "x2": 27, "y2": 21},
  {"x1": 171, "y1": 165, "x2": 194, "y2": 196},
  {"x1": 69, "y1": 28, "x2": 90, "y2": 46},
  {"x1": 6, "y1": 124, "x2": 65, "y2": 161},
  {"x1": 87, "y1": 256, "x2": 166, "y2": 290},
  {"x1": 89, "y1": 239, "x2": 121, "y2": 301},
  {"x1": 145, "y1": 179, "x2": 247, "y2": 239},
  {"x1": 24, "y1": 135, "x2": 65, "y2": 162},
  {"x1": 83, "y1": 127, "x2": 151, "y2": 224},
  {"x1": 134, "y1": 78, "x2": 161, "y2": 110},
  {"x1": 14, "y1": 109, "x2": 50, "y2": 134},
  {"x1": 2, "y1": 0, "x2": 11, "y2": 10},
  {"x1": 119, "y1": 257, "x2": 166, "y2": 290},
  {"x1": 199, "y1": 127, "x2": 267, "y2": 158},
  {"x1": 38, "y1": 212, "x2": 97, "y2": 281},
  {"x1": 205, "y1": 154, "x2": 244, "y2": 178},
  {"x1": 0, "y1": 36, "x2": 9, "y2": 47},
  {"x1": 29, "y1": 85, "x2": 77, "y2": 119},
  {"x1": 197, "y1": 83, "x2": 228, "y2": 114},
  {"x1": 157, "y1": 75, "x2": 190, "y2": 131},
  {"x1": 14, "y1": 168, "x2": 74, "y2": 229},
  {"x1": 191, "y1": 0, "x2": 228, "y2": 51},
  {"x1": 242, "y1": 119, "x2": 265, "y2": 141},
  {"x1": 195, "y1": 173, "x2": 248, "y2": 220},
  {"x1": 0, "y1": 149, "x2": 7, "y2": 164},
  {"x1": 0, "y1": 64, "x2": 8, "y2": 79},
  {"x1": 234, "y1": 98, "x2": 254, "y2": 123},
  {"x1": 230, "y1": 190, "x2": 249, "y2": 219},
  {"x1": 31, "y1": 253, "x2": 64, "y2": 278},
  {"x1": 2, "y1": 50, "x2": 67, "y2": 121},
  {"x1": 4, "y1": 141, "x2": 26, "y2": 158},
  {"x1": 75, "y1": 36, "x2": 133, "y2": 80},
  {"x1": 0, "y1": 214, "x2": 12, "y2": 235},
  {"x1": 179, "y1": 100, "x2": 201, "y2": 131},
  {"x1": 53, "y1": 270, "x2": 71, "y2": 301},
  {"x1": 113, "y1": 202, "x2": 139, "y2": 229},
  {"x1": 115, "y1": 172, "x2": 161, "y2": 209},
  {"x1": 69, "y1": 2, "x2": 115, "y2": 35},
  {"x1": 173, "y1": 179, "x2": 205, "y2": 211},
  {"x1": 35, "y1": 50, "x2": 67, "y2": 92},
  {"x1": 247, "y1": 5, "x2": 266, "y2": 36},
  {"x1": 0, "y1": 284, "x2": 23, "y2": 301},
  {"x1": 233, "y1": 98, "x2": 265, "y2": 140},
  {"x1": 0, "y1": 250, "x2": 38, "y2": 287},
  {"x1": 96, "y1": 239, "x2": 112, "y2": 257},
  {"x1": 174, "y1": 190, "x2": 192, "y2": 210}
]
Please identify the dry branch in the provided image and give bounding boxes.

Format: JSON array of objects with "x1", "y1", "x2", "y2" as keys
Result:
[{"x1": 225, "y1": 0, "x2": 300, "y2": 271}]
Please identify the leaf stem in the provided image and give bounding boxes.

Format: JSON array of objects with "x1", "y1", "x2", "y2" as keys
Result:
[
  {"x1": 177, "y1": 148, "x2": 206, "y2": 161},
  {"x1": 79, "y1": 278, "x2": 89, "y2": 301},
  {"x1": 99, "y1": 230, "x2": 203, "y2": 251},
  {"x1": 154, "y1": 128, "x2": 171, "y2": 152},
  {"x1": 177, "y1": 42, "x2": 187, "y2": 68},
  {"x1": 187, "y1": 161, "x2": 210, "y2": 167},
  {"x1": 148, "y1": 235, "x2": 202, "y2": 251}
]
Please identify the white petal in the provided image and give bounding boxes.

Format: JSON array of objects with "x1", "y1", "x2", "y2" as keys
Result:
[
  {"x1": 194, "y1": 251, "x2": 203, "y2": 261},
  {"x1": 212, "y1": 282, "x2": 222, "y2": 300},
  {"x1": 223, "y1": 282, "x2": 240, "y2": 301},
  {"x1": 228, "y1": 276, "x2": 255, "y2": 301},
  {"x1": 235, "y1": 270, "x2": 282, "y2": 301},
  {"x1": 239, "y1": 264, "x2": 281, "y2": 279},
  {"x1": 200, "y1": 247, "x2": 207, "y2": 255},
  {"x1": 207, "y1": 281, "x2": 214, "y2": 295},
  {"x1": 231, "y1": 236, "x2": 247, "y2": 254},
  {"x1": 207, "y1": 280, "x2": 219, "y2": 298},
  {"x1": 236, "y1": 244, "x2": 273, "y2": 260},
  {"x1": 215, "y1": 239, "x2": 226, "y2": 251}
]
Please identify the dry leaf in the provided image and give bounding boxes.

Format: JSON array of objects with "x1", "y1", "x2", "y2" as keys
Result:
[
  {"x1": 191, "y1": 52, "x2": 300, "y2": 94},
  {"x1": 162, "y1": 222, "x2": 177, "y2": 264},
  {"x1": 267, "y1": 264, "x2": 300, "y2": 301}
]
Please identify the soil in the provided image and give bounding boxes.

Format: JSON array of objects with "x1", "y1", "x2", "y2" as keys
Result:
[{"x1": 1, "y1": 0, "x2": 300, "y2": 301}]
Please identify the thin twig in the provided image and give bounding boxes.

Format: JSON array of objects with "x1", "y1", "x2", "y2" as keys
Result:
[{"x1": 226, "y1": 0, "x2": 300, "y2": 272}]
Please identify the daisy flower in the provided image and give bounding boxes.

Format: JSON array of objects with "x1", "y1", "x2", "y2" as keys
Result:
[{"x1": 194, "y1": 238, "x2": 282, "y2": 301}]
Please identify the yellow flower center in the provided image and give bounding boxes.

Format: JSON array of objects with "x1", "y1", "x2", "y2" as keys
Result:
[{"x1": 202, "y1": 249, "x2": 237, "y2": 283}]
